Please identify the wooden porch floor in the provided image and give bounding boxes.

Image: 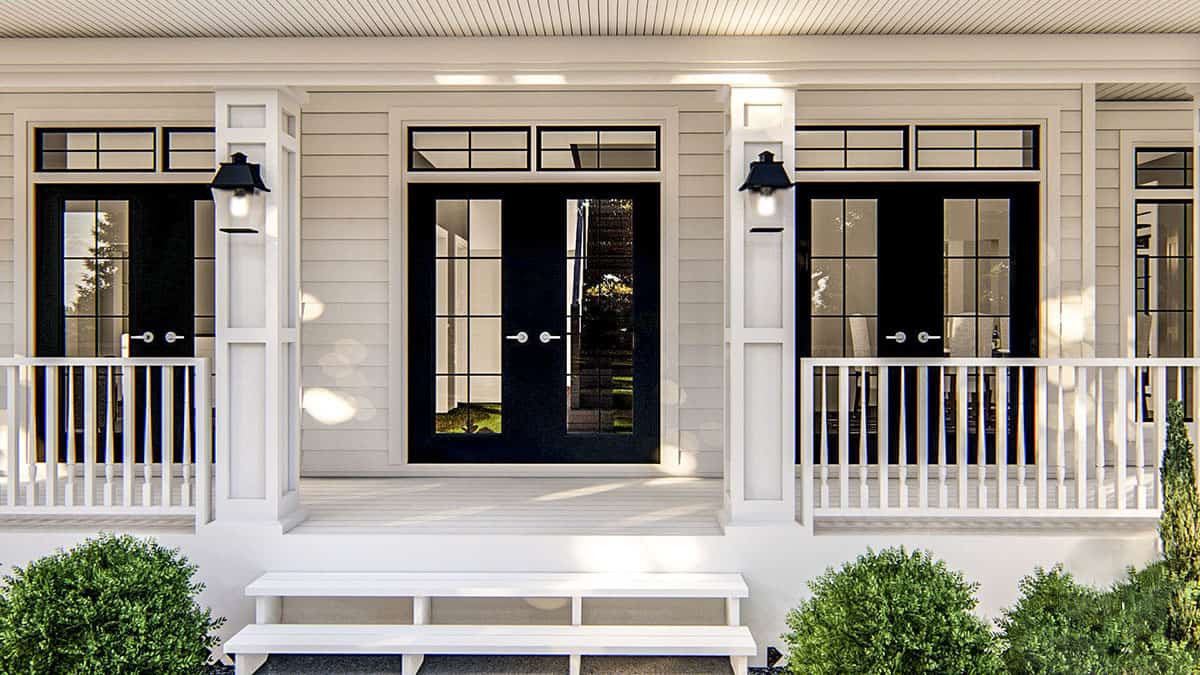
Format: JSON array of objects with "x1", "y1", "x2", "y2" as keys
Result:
[{"x1": 292, "y1": 477, "x2": 725, "y2": 536}]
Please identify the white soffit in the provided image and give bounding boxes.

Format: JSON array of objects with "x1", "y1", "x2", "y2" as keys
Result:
[{"x1": 1, "y1": 0, "x2": 1199, "y2": 38}]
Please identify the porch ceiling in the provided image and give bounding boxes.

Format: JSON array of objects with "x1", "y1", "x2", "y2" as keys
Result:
[{"x1": 1, "y1": 0, "x2": 1198, "y2": 38}]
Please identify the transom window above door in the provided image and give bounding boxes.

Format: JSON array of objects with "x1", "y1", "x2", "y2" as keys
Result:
[{"x1": 405, "y1": 125, "x2": 662, "y2": 173}]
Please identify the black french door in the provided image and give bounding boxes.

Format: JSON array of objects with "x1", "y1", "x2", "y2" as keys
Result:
[
  {"x1": 797, "y1": 182, "x2": 1039, "y2": 464},
  {"x1": 408, "y1": 183, "x2": 660, "y2": 463},
  {"x1": 35, "y1": 184, "x2": 213, "y2": 462}
]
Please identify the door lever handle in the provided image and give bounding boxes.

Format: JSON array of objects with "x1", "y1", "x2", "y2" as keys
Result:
[
  {"x1": 917, "y1": 331, "x2": 942, "y2": 344},
  {"x1": 539, "y1": 331, "x2": 563, "y2": 344},
  {"x1": 505, "y1": 331, "x2": 529, "y2": 344},
  {"x1": 884, "y1": 331, "x2": 907, "y2": 344},
  {"x1": 164, "y1": 331, "x2": 188, "y2": 344},
  {"x1": 129, "y1": 331, "x2": 155, "y2": 344}
]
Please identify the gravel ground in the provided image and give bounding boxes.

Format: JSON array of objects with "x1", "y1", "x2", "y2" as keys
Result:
[{"x1": 212, "y1": 654, "x2": 740, "y2": 674}]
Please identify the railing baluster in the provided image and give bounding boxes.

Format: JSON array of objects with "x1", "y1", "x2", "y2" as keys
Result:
[
  {"x1": 1035, "y1": 366, "x2": 1048, "y2": 509},
  {"x1": 104, "y1": 368, "x2": 115, "y2": 506},
  {"x1": 1135, "y1": 366, "x2": 1146, "y2": 509},
  {"x1": 859, "y1": 366, "x2": 869, "y2": 509},
  {"x1": 1074, "y1": 366, "x2": 1089, "y2": 509},
  {"x1": 1094, "y1": 369, "x2": 1105, "y2": 510},
  {"x1": 898, "y1": 367, "x2": 908, "y2": 510},
  {"x1": 1154, "y1": 366, "x2": 1167, "y2": 510},
  {"x1": 83, "y1": 366, "x2": 97, "y2": 507},
  {"x1": 1016, "y1": 367, "x2": 1026, "y2": 508},
  {"x1": 937, "y1": 367, "x2": 947, "y2": 508},
  {"x1": 838, "y1": 366, "x2": 849, "y2": 509},
  {"x1": 5, "y1": 367, "x2": 16, "y2": 507},
  {"x1": 878, "y1": 367, "x2": 889, "y2": 509},
  {"x1": 122, "y1": 365, "x2": 134, "y2": 506},
  {"x1": 161, "y1": 366, "x2": 174, "y2": 508},
  {"x1": 819, "y1": 366, "x2": 829, "y2": 510},
  {"x1": 65, "y1": 367, "x2": 76, "y2": 506},
  {"x1": 45, "y1": 365, "x2": 58, "y2": 507},
  {"x1": 25, "y1": 365, "x2": 36, "y2": 507},
  {"x1": 1115, "y1": 366, "x2": 1127, "y2": 511},
  {"x1": 1056, "y1": 366, "x2": 1067, "y2": 509},
  {"x1": 181, "y1": 366, "x2": 193, "y2": 509},
  {"x1": 142, "y1": 367, "x2": 153, "y2": 507},
  {"x1": 976, "y1": 366, "x2": 986, "y2": 509},
  {"x1": 956, "y1": 365, "x2": 968, "y2": 509},
  {"x1": 195, "y1": 359, "x2": 212, "y2": 527},
  {"x1": 917, "y1": 366, "x2": 929, "y2": 510},
  {"x1": 996, "y1": 365, "x2": 1008, "y2": 509}
]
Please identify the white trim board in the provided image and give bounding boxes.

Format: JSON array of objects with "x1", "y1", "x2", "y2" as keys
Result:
[{"x1": 384, "y1": 105, "x2": 685, "y2": 477}]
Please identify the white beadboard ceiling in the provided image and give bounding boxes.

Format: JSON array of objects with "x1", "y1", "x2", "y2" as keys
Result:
[
  {"x1": 2, "y1": 0, "x2": 1199, "y2": 38},
  {"x1": 1097, "y1": 82, "x2": 1194, "y2": 100}
]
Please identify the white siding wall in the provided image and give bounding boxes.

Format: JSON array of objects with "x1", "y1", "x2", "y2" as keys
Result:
[
  {"x1": 1095, "y1": 103, "x2": 1194, "y2": 357},
  {"x1": 794, "y1": 87, "x2": 1086, "y2": 357},
  {"x1": 299, "y1": 89, "x2": 727, "y2": 475}
]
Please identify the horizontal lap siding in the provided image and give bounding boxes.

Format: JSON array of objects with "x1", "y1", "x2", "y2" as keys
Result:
[
  {"x1": 1095, "y1": 105, "x2": 1193, "y2": 357},
  {"x1": 300, "y1": 89, "x2": 727, "y2": 476},
  {"x1": 300, "y1": 109, "x2": 392, "y2": 472}
]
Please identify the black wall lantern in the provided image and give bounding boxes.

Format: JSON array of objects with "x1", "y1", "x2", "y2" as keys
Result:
[
  {"x1": 738, "y1": 150, "x2": 793, "y2": 217},
  {"x1": 211, "y1": 152, "x2": 270, "y2": 232}
]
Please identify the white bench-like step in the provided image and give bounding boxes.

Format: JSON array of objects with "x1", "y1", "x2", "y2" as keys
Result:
[
  {"x1": 225, "y1": 623, "x2": 756, "y2": 675},
  {"x1": 245, "y1": 571, "x2": 750, "y2": 599}
]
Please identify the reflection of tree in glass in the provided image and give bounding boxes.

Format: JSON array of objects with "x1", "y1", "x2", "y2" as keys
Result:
[{"x1": 66, "y1": 210, "x2": 121, "y2": 317}]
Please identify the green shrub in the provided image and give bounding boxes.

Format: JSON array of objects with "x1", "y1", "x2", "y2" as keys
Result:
[
  {"x1": 1161, "y1": 399, "x2": 1200, "y2": 647},
  {"x1": 998, "y1": 563, "x2": 1196, "y2": 674},
  {"x1": 0, "y1": 534, "x2": 224, "y2": 675},
  {"x1": 782, "y1": 547, "x2": 1001, "y2": 674}
]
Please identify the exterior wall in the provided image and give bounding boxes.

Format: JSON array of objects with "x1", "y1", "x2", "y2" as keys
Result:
[
  {"x1": 1095, "y1": 102, "x2": 1195, "y2": 357},
  {"x1": 793, "y1": 86, "x2": 1085, "y2": 357},
  {"x1": 298, "y1": 88, "x2": 727, "y2": 476}
]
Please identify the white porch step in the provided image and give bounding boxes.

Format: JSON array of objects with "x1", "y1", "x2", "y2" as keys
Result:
[
  {"x1": 224, "y1": 623, "x2": 756, "y2": 675},
  {"x1": 245, "y1": 571, "x2": 749, "y2": 599}
]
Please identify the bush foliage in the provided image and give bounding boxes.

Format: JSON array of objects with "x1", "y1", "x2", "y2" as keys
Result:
[
  {"x1": 0, "y1": 534, "x2": 224, "y2": 675},
  {"x1": 782, "y1": 547, "x2": 1001, "y2": 674},
  {"x1": 1161, "y1": 399, "x2": 1200, "y2": 647}
]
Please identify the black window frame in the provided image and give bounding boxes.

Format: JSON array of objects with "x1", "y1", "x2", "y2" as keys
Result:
[
  {"x1": 914, "y1": 124, "x2": 1040, "y2": 171},
  {"x1": 407, "y1": 126, "x2": 532, "y2": 172},
  {"x1": 536, "y1": 126, "x2": 661, "y2": 172},
  {"x1": 1134, "y1": 147, "x2": 1195, "y2": 190},
  {"x1": 35, "y1": 127, "x2": 158, "y2": 173},
  {"x1": 794, "y1": 125, "x2": 909, "y2": 171},
  {"x1": 162, "y1": 126, "x2": 217, "y2": 173}
]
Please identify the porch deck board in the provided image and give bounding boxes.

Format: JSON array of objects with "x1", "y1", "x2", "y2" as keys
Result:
[{"x1": 292, "y1": 477, "x2": 724, "y2": 536}]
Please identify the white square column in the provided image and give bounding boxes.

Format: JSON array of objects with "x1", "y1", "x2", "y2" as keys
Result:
[
  {"x1": 211, "y1": 90, "x2": 305, "y2": 532},
  {"x1": 721, "y1": 88, "x2": 800, "y2": 527}
]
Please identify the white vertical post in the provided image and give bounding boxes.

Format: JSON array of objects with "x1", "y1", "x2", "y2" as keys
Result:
[
  {"x1": 122, "y1": 364, "x2": 134, "y2": 506},
  {"x1": 917, "y1": 366, "x2": 929, "y2": 510},
  {"x1": 797, "y1": 360, "x2": 814, "y2": 529},
  {"x1": 878, "y1": 367, "x2": 889, "y2": 509},
  {"x1": 937, "y1": 366, "x2": 947, "y2": 508},
  {"x1": 24, "y1": 364, "x2": 36, "y2": 506},
  {"x1": 5, "y1": 367, "x2": 16, "y2": 507},
  {"x1": 859, "y1": 367, "x2": 869, "y2": 508},
  {"x1": 212, "y1": 89, "x2": 305, "y2": 531},
  {"x1": 1036, "y1": 366, "x2": 1048, "y2": 509},
  {"x1": 1154, "y1": 366, "x2": 1167, "y2": 509},
  {"x1": 45, "y1": 365, "x2": 58, "y2": 506},
  {"x1": 103, "y1": 367, "x2": 115, "y2": 507},
  {"x1": 1074, "y1": 366, "x2": 1089, "y2": 509},
  {"x1": 195, "y1": 359, "x2": 212, "y2": 528},
  {"x1": 1094, "y1": 369, "x2": 1105, "y2": 509},
  {"x1": 995, "y1": 365, "x2": 1007, "y2": 509},
  {"x1": 956, "y1": 366, "x2": 968, "y2": 509},
  {"x1": 64, "y1": 367, "x2": 76, "y2": 506},
  {"x1": 161, "y1": 366, "x2": 174, "y2": 508},
  {"x1": 838, "y1": 367, "x2": 849, "y2": 508},
  {"x1": 1115, "y1": 365, "x2": 1127, "y2": 510},
  {"x1": 721, "y1": 87, "x2": 796, "y2": 526}
]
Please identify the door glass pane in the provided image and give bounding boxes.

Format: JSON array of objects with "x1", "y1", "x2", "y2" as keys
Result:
[
  {"x1": 810, "y1": 200, "x2": 843, "y2": 256},
  {"x1": 810, "y1": 259, "x2": 843, "y2": 315},
  {"x1": 945, "y1": 259, "x2": 975, "y2": 315},
  {"x1": 566, "y1": 198, "x2": 634, "y2": 434},
  {"x1": 978, "y1": 199, "x2": 1010, "y2": 256},
  {"x1": 844, "y1": 200, "x2": 877, "y2": 256},
  {"x1": 944, "y1": 199, "x2": 975, "y2": 256},
  {"x1": 943, "y1": 197, "x2": 1015, "y2": 357},
  {"x1": 844, "y1": 260, "x2": 877, "y2": 315},
  {"x1": 435, "y1": 198, "x2": 503, "y2": 434},
  {"x1": 807, "y1": 198, "x2": 878, "y2": 356},
  {"x1": 63, "y1": 199, "x2": 129, "y2": 357},
  {"x1": 978, "y1": 259, "x2": 1010, "y2": 315}
]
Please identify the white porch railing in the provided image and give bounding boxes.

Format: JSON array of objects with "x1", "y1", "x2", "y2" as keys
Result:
[
  {"x1": 0, "y1": 358, "x2": 212, "y2": 528},
  {"x1": 798, "y1": 358, "x2": 1197, "y2": 522}
]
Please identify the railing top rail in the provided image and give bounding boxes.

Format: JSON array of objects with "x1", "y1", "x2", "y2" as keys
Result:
[
  {"x1": 0, "y1": 357, "x2": 210, "y2": 367},
  {"x1": 802, "y1": 357, "x2": 1199, "y2": 368}
]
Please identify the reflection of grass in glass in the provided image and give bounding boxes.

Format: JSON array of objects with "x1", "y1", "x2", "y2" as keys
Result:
[{"x1": 435, "y1": 403, "x2": 502, "y2": 434}]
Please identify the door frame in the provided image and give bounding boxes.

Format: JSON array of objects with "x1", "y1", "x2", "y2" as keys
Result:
[
  {"x1": 407, "y1": 182, "x2": 661, "y2": 464},
  {"x1": 386, "y1": 105, "x2": 682, "y2": 476}
]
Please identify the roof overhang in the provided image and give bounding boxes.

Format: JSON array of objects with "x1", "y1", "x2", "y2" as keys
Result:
[{"x1": 0, "y1": 35, "x2": 1195, "y2": 90}]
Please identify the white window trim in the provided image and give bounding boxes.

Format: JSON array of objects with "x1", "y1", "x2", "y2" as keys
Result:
[
  {"x1": 386, "y1": 105, "x2": 682, "y2": 477},
  {"x1": 11, "y1": 107, "x2": 215, "y2": 358},
  {"x1": 1118, "y1": 130, "x2": 1195, "y2": 359}
]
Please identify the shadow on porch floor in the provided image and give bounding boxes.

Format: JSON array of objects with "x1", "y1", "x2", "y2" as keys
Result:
[{"x1": 293, "y1": 477, "x2": 724, "y2": 536}]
